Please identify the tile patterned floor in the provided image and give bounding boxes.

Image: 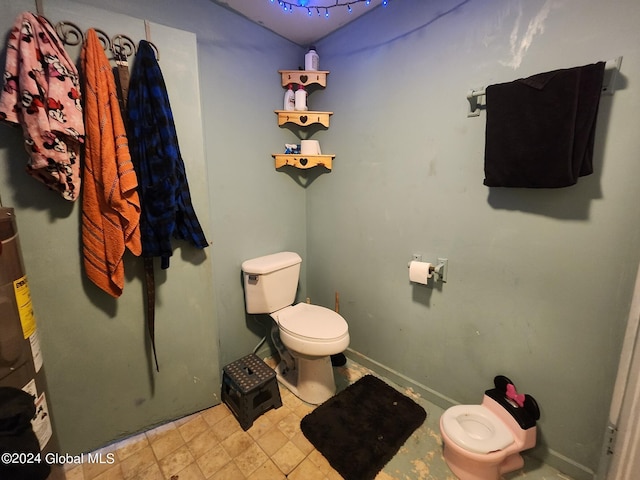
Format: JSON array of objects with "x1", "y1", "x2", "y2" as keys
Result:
[{"x1": 62, "y1": 359, "x2": 574, "y2": 480}]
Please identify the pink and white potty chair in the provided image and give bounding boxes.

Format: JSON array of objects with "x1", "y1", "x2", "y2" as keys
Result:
[{"x1": 439, "y1": 375, "x2": 540, "y2": 480}]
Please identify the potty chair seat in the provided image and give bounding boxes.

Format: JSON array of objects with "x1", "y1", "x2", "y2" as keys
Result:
[{"x1": 441, "y1": 404, "x2": 514, "y2": 454}]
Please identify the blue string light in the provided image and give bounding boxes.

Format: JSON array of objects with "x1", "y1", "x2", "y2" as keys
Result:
[{"x1": 270, "y1": 0, "x2": 387, "y2": 17}]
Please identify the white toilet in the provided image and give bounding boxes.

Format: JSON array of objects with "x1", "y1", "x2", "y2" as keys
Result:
[{"x1": 241, "y1": 252, "x2": 349, "y2": 405}]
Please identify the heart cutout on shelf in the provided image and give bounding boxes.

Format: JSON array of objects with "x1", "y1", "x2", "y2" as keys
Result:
[
  {"x1": 300, "y1": 158, "x2": 308, "y2": 166},
  {"x1": 300, "y1": 75, "x2": 308, "y2": 83},
  {"x1": 300, "y1": 115, "x2": 308, "y2": 124}
]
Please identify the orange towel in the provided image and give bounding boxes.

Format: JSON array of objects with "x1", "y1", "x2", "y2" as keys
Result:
[{"x1": 81, "y1": 29, "x2": 141, "y2": 297}]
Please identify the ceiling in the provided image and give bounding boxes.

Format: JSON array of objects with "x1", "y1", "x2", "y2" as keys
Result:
[{"x1": 211, "y1": 0, "x2": 384, "y2": 46}]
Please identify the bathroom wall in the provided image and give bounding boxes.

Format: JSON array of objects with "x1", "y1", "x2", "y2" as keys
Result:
[
  {"x1": 0, "y1": 0, "x2": 303, "y2": 454},
  {"x1": 308, "y1": 0, "x2": 640, "y2": 478},
  {"x1": 2, "y1": 0, "x2": 638, "y2": 475},
  {"x1": 0, "y1": 0, "x2": 220, "y2": 455}
]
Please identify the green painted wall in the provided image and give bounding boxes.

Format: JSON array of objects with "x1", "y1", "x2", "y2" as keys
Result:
[
  {"x1": 0, "y1": 0, "x2": 303, "y2": 455},
  {"x1": 1, "y1": 0, "x2": 639, "y2": 476},
  {"x1": 308, "y1": 0, "x2": 640, "y2": 477}
]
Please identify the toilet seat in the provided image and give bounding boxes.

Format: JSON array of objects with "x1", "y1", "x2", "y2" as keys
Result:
[
  {"x1": 276, "y1": 303, "x2": 348, "y2": 341},
  {"x1": 274, "y1": 303, "x2": 349, "y2": 356},
  {"x1": 441, "y1": 405, "x2": 514, "y2": 454}
]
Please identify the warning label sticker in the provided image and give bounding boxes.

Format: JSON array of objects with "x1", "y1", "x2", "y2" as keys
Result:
[
  {"x1": 13, "y1": 275, "x2": 36, "y2": 339},
  {"x1": 22, "y1": 379, "x2": 53, "y2": 449}
]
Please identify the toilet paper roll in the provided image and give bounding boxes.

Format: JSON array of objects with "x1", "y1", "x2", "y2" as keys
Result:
[{"x1": 409, "y1": 261, "x2": 432, "y2": 284}]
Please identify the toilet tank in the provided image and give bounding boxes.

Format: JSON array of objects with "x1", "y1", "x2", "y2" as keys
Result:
[{"x1": 241, "y1": 252, "x2": 302, "y2": 314}]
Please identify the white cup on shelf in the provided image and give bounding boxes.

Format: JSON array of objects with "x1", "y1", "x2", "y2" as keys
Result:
[{"x1": 300, "y1": 140, "x2": 321, "y2": 155}]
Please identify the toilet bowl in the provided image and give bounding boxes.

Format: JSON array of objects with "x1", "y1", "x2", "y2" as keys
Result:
[
  {"x1": 439, "y1": 376, "x2": 540, "y2": 480},
  {"x1": 241, "y1": 252, "x2": 350, "y2": 405},
  {"x1": 275, "y1": 303, "x2": 349, "y2": 356},
  {"x1": 272, "y1": 303, "x2": 349, "y2": 404}
]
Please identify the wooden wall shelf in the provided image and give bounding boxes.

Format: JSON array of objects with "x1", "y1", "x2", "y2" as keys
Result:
[
  {"x1": 272, "y1": 154, "x2": 334, "y2": 170},
  {"x1": 274, "y1": 110, "x2": 332, "y2": 128},
  {"x1": 274, "y1": 70, "x2": 334, "y2": 171},
  {"x1": 279, "y1": 70, "x2": 329, "y2": 88}
]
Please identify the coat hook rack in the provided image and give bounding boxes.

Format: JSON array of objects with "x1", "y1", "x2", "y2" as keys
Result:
[
  {"x1": 144, "y1": 20, "x2": 151, "y2": 42},
  {"x1": 143, "y1": 20, "x2": 159, "y2": 61},
  {"x1": 55, "y1": 21, "x2": 83, "y2": 46},
  {"x1": 55, "y1": 22, "x2": 111, "y2": 52},
  {"x1": 53, "y1": 21, "x2": 159, "y2": 61},
  {"x1": 111, "y1": 34, "x2": 136, "y2": 60},
  {"x1": 466, "y1": 56, "x2": 623, "y2": 117}
]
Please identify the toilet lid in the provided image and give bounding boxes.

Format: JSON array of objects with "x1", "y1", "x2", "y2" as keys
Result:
[
  {"x1": 442, "y1": 405, "x2": 514, "y2": 454},
  {"x1": 277, "y1": 303, "x2": 348, "y2": 341}
]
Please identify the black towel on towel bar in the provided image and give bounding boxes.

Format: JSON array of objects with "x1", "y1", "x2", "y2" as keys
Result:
[{"x1": 483, "y1": 62, "x2": 605, "y2": 188}]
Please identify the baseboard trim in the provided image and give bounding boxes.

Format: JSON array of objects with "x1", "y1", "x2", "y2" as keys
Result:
[
  {"x1": 344, "y1": 348, "x2": 595, "y2": 480},
  {"x1": 344, "y1": 348, "x2": 458, "y2": 410}
]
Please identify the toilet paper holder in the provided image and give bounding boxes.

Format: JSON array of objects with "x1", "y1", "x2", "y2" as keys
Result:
[{"x1": 407, "y1": 257, "x2": 448, "y2": 283}]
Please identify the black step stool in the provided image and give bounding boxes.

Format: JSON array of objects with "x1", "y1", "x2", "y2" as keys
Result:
[{"x1": 221, "y1": 354, "x2": 282, "y2": 430}]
